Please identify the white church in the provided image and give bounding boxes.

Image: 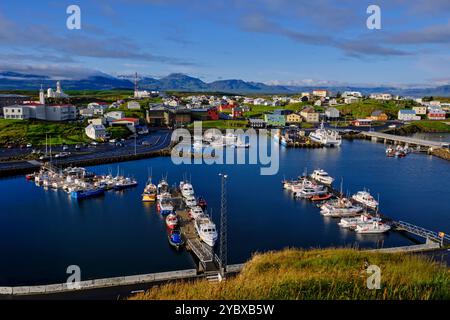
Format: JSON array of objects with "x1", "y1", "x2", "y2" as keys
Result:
[{"x1": 40, "y1": 81, "x2": 69, "y2": 103}]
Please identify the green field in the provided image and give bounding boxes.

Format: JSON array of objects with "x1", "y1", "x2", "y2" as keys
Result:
[
  {"x1": 243, "y1": 102, "x2": 308, "y2": 118},
  {"x1": 131, "y1": 248, "x2": 450, "y2": 300},
  {"x1": 187, "y1": 120, "x2": 248, "y2": 129},
  {"x1": 410, "y1": 120, "x2": 450, "y2": 132},
  {"x1": 0, "y1": 119, "x2": 89, "y2": 145},
  {"x1": 336, "y1": 99, "x2": 418, "y2": 119}
]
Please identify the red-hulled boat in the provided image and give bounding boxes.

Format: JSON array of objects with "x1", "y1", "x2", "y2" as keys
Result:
[
  {"x1": 165, "y1": 213, "x2": 178, "y2": 229},
  {"x1": 311, "y1": 194, "x2": 333, "y2": 202}
]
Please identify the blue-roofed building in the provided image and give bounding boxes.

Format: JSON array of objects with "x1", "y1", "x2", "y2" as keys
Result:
[{"x1": 398, "y1": 109, "x2": 420, "y2": 121}]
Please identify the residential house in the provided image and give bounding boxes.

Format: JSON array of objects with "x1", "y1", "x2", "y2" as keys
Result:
[
  {"x1": 412, "y1": 106, "x2": 427, "y2": 116},
  {"x1": 88, "y1": 118, "x2": 106, "y2": 126},
  {"x1": 253, "y1": 98, "x2": 266, "y2": 105},
  {"x1": 111, "y1": 118, "x2": 140, "y2": 132},
  {"x1": 342, "y1": 91, "x2": 363, "y2": 98},
  {"x1": 398, "y1": 109, "x2": 420, "y2": 121},
  {"x1": 325, "y1": 107, "x2": 340, "y2": 119},
  {"x1": 127, "y1": 101, "x2": 141, "y2": 110},
  {"x1": 79, "y1": 108, "x2": 95, "y2": 118},
  {"x1": 369, "y1": 110, "x2": 388, "y2": 121},
  {"x1": 312, "y1": 90, "x2": 328, "y2": 98},
  {"x1": 351, "y1": 119, "x2": 373, "y2": 127},
  {"x1": 105, "y1": 111, "x2": 125, "y2": 122},
  {"x1": 248, "y1": 118, "x2": 266, "y2": 128},
  {"x1": 344, "y1": 97, "x2": 361, "y2": 104},
  {"x1": 300, "y1": 107, "x2": 320, "y2": 123},
  {"x1": 85, "y1": 124, "x2": 107, "y2": 140},
  {"x1": 428, "y1": 109, "x2": 446, "y2": 120},
  {"x1": 232, "y1": 106, "x2": 244, "y2": 119},
  {"x1": 370, "y1": 93, "x2": 393, "y2": 101},
  {"x1": 286, "y1": 113, "x2": 302, "y2": 124}
]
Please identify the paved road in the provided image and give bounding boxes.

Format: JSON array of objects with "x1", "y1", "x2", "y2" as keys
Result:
[{"x1": 0, "y1": 130, "x2": 173, "y2": 175}]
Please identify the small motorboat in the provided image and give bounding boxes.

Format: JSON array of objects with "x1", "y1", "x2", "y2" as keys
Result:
[
  {"x1": 142, "y1": 179, "x2": 157, "y2": 202},
  {"x1": 310, "y1": 193, "x2": 333, "y2": 202},
  {"x1": 165, "y1": 213, "x2": 179, "y2": 229},
  {"x1": 25, "y1": 173, "x2": 35, "y2": 181},
  {"x1": 168, "y1": 229, "x2": 185, "y2": 249}
]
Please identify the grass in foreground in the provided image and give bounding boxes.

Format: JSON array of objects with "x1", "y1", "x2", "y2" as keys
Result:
[
  {"x1": 410, "y1": 120, "x2": 450, "y2": 133},
  {"x1": 130, "y1": 248, "x2": 449, "y2": 300}
]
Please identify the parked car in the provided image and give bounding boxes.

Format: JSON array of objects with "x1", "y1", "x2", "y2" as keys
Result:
[
  {"x1": 26, "y1": 143, "x2": 33, "y2": 148},
  {"x1": 62, "y1": 145, "x2": 69, "y2": 151},
  {"x1": 75, "y1": 144, "x2": 81, "y2": 150}
]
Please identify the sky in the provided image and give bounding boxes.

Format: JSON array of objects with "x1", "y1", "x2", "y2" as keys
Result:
[{"x1": 0, "y1": 0, "x2": 449, "y2": 87}]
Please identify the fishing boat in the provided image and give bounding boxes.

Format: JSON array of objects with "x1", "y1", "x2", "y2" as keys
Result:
[
  {"x1": 294, "y1": 180, "x2": 328, "y2": 198},
  {"x1": 180, "y1": 182, "x2": 194, "y2": 198},
  {"x1": 165, "y1": 213, "x2": 179, "y2": 229},
  {"x1": 195, "y1": 214, "x2": 218, "y2": 247},
  {"x1": 113, "y1": 177, "x2": 138, "y2": 190},
  {"x1": 168, "y1": 229, "x2": 185, "y2": 249},
  {"x1": 309, "y1": 121, "x2": 342, "y2": 147},
  {"x1": 352, "y1": 191, "x2": 378, "y2": 208},
  {"x1": 189, "y1": 206, "x2": 204, "y2": 220},
  {"x1": 338, "y1": 214, "x2": 381, "y2": 228},
  {"x1": 70, "y1": 186, "x2": 105, "y2": 200},
  {"x1": 355, "y1": 221, "x2": 391, "y2": 234},
  {"x1": 184, "y1": 195, "x2": 197, "y2": 208},
  {"x1": 142, "y1": 179, "x2": 157, "y2": 202},
  {"x1": 386, "y1": 146, "x2": 395, "y2": 157},
  {"x1": 310, "y1": 193, "x2": 333, "y2": 202},
  {"x1": 320, "y1": 198, "x2": 363, "y2": 217},
  {"x1": 310, "y1": 169, "x2": 335, "y2": 185},
  {"x1": 157, "y1": 179, "x2": 170, "y2": 199},
  {"x1": 157, "y1": 200, "x2": 174, "y2": 215}
]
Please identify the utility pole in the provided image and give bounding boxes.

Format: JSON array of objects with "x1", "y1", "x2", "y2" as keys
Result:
[{"x1": 219, "y1": 173, "x2": 228, "y2": 279}]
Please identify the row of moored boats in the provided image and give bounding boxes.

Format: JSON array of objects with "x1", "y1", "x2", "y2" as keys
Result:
[{"x1": 283, "y1": 169, "x2": 391, "y2": 234}]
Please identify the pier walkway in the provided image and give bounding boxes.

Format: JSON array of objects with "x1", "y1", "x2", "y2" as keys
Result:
[{"x1": 360, "y1": 131, "x2": 449, "y2": 148}]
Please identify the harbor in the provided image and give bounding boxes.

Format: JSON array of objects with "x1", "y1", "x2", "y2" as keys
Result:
[{"x1": 0, "y1": 137, "x2": 449, "y2": 287}]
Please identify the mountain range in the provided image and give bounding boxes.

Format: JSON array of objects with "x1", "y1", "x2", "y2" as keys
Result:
[{"x1": 0, "y1": 71, "x2": 449, "y2": 97}]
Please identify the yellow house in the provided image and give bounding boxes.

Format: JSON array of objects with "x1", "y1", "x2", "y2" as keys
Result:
[{"x1": 286, "y1": 113, "x2": 302, "y2": 123}]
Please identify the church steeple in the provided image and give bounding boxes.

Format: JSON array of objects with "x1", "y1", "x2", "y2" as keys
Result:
[{"x1": 39, "y1": 84, "x2": 45, "y2": 104}]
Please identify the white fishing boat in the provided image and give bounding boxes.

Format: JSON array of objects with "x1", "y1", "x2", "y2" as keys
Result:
[
  {"x1": 320, "y1": 198, "x2": 363, "y2": 217},
  {"x1": 180, "y1": 182, "x2": 194, "y2": 198},
  {"x1": 352, "y1": 191, "x2": 379, "y2": 208},
  {"x1": 338, "y1": 214, "x2": 381, "y2": 228},
  {"x1": 195, "y1": 214, "x2": 218, "y2": 247},
  {"x1": 184, "y1": 195, "x2": 197, "y2": 208},
  {"x1": 355, "y1": 221, "x2": 391, "y2": 234},
  {"x1": 189, "y1": 206, "x2": 204, "y2": 220},
  {"x1": 310, "y1": 169, "x2": 335, "y2": 185},
  {"x1": 309, "y1": 121, "x2": 342, "y2": 147}
]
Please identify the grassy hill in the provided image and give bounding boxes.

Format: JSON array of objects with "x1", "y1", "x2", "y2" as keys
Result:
[
  {"x1": 130, "y1": 248, "x2": 449, "y2": 300},
  {"x1": 336, "y1": 99, "x2": 417, "y2": 119}
]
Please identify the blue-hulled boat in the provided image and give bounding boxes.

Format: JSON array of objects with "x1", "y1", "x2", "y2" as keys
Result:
[
  {"x1": 70, "y1": 187, "x2": 105, "y2": 200},
  {"x1": 168, "y1": 230, "x2": 185, "y2": 249}
]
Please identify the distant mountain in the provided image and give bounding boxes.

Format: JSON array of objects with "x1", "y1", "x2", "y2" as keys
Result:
[{"x1": 0, "y1": 71, "x2": 449, "y2": 96}]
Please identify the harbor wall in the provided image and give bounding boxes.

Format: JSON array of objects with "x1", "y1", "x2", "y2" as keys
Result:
[{"x1": 0, "y1": 264, "x2": 245, "y2": 297}]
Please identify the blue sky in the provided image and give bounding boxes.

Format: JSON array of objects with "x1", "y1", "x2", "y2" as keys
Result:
[{"x1": 0, "y1": 0, "x2": 449, "y2": 87}]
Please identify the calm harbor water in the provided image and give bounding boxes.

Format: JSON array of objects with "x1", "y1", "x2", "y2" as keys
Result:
[{"x1": 1, "y1": 137, "x2": 449, "y2": 286}]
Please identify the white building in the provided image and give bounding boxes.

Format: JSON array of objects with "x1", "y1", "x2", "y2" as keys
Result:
[
  {"x1": 325, "y1": 107, "x2": 340, "y2": 119},
  {"x1": 127, "y1": 101, "x2": 141, "y2": 110},
  {"x1": 398, "y1": 109, "x2": 420, "y2": 121},
  {"x1": 312, "y1": 90, "x2": 328, "y2": 98},
  {"x1": 342, "y1": 91, "x2": 362, "y2": 98},
  {"x1": 412, "y1": 106, "x2": 427, "y2": 115},
  {"x1": 46, "y1": 81, "x2": 69, "y2": 99},
  {"x1": 344, "y1": 96, "x2": 361, "y2": 104},
  {"x1": 85, "y1": 124, "x2": 107, "y2": 140},
  {"x1": 370, "y1": 93, "x2": 393, "y2": 101},
  {"x1": 3, "y1": 105, "x2": 32, "y2": 119},
  {"x1": 3, "y1": 103, "x2": 76, "y2": 121},
  {"x1": 105, "y1": 111, "x2": 125, "y2": 122}
]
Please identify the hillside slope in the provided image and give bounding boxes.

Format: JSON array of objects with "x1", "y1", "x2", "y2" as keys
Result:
[{"x1": 130, "y1": 248, "x2": 449, "y2": 300}]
